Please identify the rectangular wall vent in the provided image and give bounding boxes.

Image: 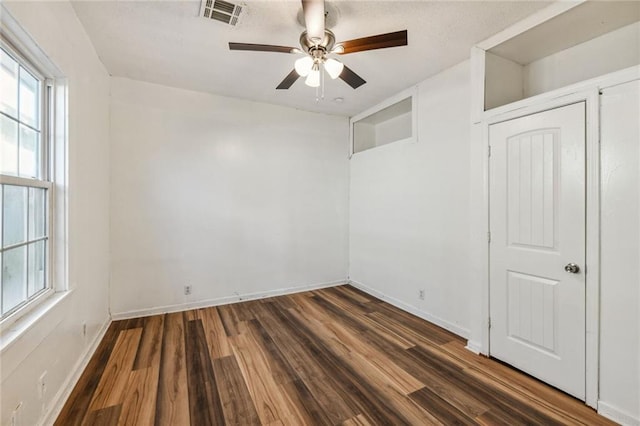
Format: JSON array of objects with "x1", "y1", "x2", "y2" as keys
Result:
[{"x1": 200, "y1": 0, "x2": 243, "y2": 26}]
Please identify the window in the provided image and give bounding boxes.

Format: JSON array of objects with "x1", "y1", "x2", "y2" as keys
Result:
[{"x1": 0, "y1": 41, "x2": 52, "y2": 320}]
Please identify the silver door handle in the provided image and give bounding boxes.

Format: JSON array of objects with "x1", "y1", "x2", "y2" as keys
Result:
[{"x1": 564, "y1": 263, "x2": 580, "y2": 274}]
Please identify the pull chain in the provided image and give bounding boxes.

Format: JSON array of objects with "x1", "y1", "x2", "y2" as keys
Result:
[
  {"x1": 321, "y1": 66, "x2": 325, "y2": 100},
  {"x1": 315, "y1": 64, "x2": 326, "y2": 103}
]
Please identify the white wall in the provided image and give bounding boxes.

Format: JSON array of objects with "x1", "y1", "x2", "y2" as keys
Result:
[
  {"x1": 349, "y1": 61, "x2": 471, "y2": 337},
  {"x1": 599, "y1": 80, "x2": 640, "y2": 423},
  {"x1": 375, "y1": 112, "x2": 412, "y2": 147},
  {"x1": 353, "y1": 122, "x2": 376, "y2": 153},
  {"x1": 484, "y1": 52, "x2": 524, "y2": 110},
  {"x1": 0, "y1": 2, "x2": 111, "y2": 425},
  {"x1": 525, "y1": 22, "x2": 640, "y2": 97},
  {"x1": 109, "y1": 78, "x2": 349, "y2": 317}
]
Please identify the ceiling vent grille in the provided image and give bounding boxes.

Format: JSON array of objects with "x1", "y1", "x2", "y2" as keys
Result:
[{"x1": 200, "y1": 0, "x2": 243, "y2": 26}]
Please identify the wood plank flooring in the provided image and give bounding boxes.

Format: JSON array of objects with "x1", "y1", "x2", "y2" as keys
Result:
[{"x1": 55, "y1": 285, "x2": 614, "y2": 425}]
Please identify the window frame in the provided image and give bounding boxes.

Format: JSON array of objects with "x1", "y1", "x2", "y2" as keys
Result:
[{"x1": 0, "y1": 36, "x2": 55, "y2": 324}]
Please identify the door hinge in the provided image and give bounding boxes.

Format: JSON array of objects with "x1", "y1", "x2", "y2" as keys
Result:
[
  {"x1": 487, "y1": 231, "x2": 491, "y2": 243},
  {"x1": 488, "y1": 145, "x2": 491, "y2": 157},
  {"x1": 488, "y1": 317, "x2": 492, "y2": 329}
]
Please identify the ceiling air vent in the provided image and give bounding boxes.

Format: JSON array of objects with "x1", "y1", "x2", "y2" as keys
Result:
[{"x1": 200, "y1": 0, "x2": 243, "y2": 26}]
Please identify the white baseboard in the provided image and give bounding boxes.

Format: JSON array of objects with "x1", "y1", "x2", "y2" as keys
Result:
[
  {"x1": 40, "y1": 317, "x2": 112, "y2": 426},
  {"x1": 465, "y1": 340, "x2": 482, "y2": 355},
  {"x1": 598, "y1": 401, "x2": 640, "y2": 426},
  {"x1": 111, "y1": 280, "x2": 347, "y2": 320},
  {"x1": 348, "y1": 280, "x2": 470, "y2": 339}
]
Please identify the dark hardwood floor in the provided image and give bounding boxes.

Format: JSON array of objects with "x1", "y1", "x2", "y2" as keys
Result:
[{"x1": 55, "y1": 285, "x2": 613, "y2": 425}]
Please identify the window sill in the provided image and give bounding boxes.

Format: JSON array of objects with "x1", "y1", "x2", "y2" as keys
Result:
[{"x1": 0, "y1": 289, "x2": 72, "y2": 354}]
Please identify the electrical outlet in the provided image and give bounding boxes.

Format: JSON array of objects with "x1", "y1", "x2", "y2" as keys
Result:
[
  {"x1": 419, "y1": 289, "x2": 425, "y2": 300},
  {"x1": 38, "y1": 371, "x2": 47, "y2": 400},
  {"x1": 184, "y1": 285, "x2": 192, "y2": 296}
]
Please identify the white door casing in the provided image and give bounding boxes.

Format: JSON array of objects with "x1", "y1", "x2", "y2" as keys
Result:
[{"x1": 489, "y1": 102, "x2": 586, "y2": 400}]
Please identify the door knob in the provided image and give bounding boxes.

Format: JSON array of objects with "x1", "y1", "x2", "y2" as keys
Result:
[{"x1": 564, "y1": 263, "x2": 580, "y2": 274}]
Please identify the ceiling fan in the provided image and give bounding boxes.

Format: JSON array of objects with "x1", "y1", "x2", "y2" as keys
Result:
[{"x1": 228, "y1": 0, "x2": 408, "y2": 90}]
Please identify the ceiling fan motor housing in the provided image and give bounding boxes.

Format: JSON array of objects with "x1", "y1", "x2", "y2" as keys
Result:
[{"x1": 300, "y1": 30, "x2": 336, "y2": 54}]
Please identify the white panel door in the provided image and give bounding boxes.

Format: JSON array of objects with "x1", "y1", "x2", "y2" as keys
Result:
[{"x1": 489, "y1": 102, "x2": 586, "y2": 400}]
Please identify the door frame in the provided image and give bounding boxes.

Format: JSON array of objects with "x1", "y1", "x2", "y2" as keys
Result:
[
  {"x1": 487, "y1": 96, "x2": 595, "y2": 403},
  {"x1": 480, "y1": 86, "x2": 600, "y2": 409},
  {"x1": 472, "y1": 66, "x2": 640, "y2": 409}
]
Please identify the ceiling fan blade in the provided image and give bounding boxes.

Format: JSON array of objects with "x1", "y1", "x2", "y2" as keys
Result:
[
  {"x1": 302, "y1": 0, "x2": 325, "y2": 42},
  {"x1": 336, "y1": 30, "x2": 408, "y2": 55},
  {"x1": 276, "y1": 69, "x2": 300, "y2": 90},
  {"x1": 229, "y1": 42, "x2": 297, "y2": 54},
  {"x1": 339, "y1": 65, "x2": 366, "y2": 89}
]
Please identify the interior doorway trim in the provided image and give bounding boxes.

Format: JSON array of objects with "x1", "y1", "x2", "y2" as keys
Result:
[{"x1": 481, "y1": 88, "x2": 600, "y2": 408}]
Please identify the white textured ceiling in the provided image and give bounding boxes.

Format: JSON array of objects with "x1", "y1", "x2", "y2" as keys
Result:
[{"x1": 71, "y1": 0, "x2": 551, "y2": 116}]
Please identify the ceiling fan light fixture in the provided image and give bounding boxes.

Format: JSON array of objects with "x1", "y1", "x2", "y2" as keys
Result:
[
  {"x1": 228, "y1": 0, "x2": 408, "y2": 92},
  {"x1": 305, "y1": 65, "x2": 321, "y2": 87},
  {"x1": 324, "y1": 58, "x2": 344, "y2": 79},
  {"x1": 295, "y1": 56, "x2": 314, "y2": 77}
]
